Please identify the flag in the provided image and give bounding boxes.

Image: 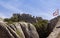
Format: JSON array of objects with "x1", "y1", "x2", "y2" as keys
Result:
[{"x1": 53, "y1": 9, "x2": 59, "y2": 16}]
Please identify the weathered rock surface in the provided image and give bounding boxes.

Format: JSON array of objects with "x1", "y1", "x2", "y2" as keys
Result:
[
  {"x1": 0, "y1": 22, "x2": 39, "y2": 38},
  {"x1": 19, "y1": 22, "x2": 39, "y2": 38},
  {"x1": 47, "y1": 16, "x2": 60, "y2": 38}
]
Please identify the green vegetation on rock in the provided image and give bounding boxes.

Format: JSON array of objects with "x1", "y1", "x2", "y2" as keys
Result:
[{"x1": 4, "y1": 13, "x2": 50, "y2": 38}]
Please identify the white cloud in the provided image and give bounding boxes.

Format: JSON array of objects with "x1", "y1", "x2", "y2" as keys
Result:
[
  {"x1": 0, "y1": 1, "x2": 23, "y2": 13},
  {"x1": 0, "y1": 0, "x2": 58, "y2": 20},
  {"x1": 0, "y1": 12, "x2": 7, "y2": 18}
]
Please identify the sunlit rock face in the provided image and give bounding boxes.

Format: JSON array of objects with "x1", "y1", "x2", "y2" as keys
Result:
[
  {"x1": 47, "y1": 16, "x2": 60, "y2": 38},
  {"x1": 0, "y1": 22, "x2": 16, "y2": 38},
  {"x1": 0, "y1": 18, "x2": 4, "y2": 22},
  {"x1": 19, "y1": 22, "x2": 39, "y2": 38},
  {"x1": 0, "y1": 22, "x2": 39, "y2": 38}
]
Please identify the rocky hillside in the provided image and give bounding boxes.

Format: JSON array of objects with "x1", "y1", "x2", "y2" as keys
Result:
[
  {"x1": 1, "y1": 14, "x2": 60, "y2": 38},
  {"x1": 0, "y1": 22, "x2": 39, "y2": 38},
  {"x1": 4, "y1": 13, "x2": 49, "y2": 38},
  {"x1": 47, "y1": 16, "x2": 60, "y2": 34},
  {"x1": 47, "y1": 16, "x2": 60, "y2": 38}
]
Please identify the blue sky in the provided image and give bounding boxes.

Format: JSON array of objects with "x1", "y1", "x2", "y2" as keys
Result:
[{"x1": 0, "y1": 0, "x2": 60, "y2": 20}]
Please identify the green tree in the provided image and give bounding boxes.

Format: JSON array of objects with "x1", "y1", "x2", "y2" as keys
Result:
[{"x1": 33, "y1": 19, "x2": 48, "y2": 38}]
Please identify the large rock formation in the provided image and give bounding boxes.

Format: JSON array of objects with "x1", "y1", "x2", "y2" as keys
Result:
[
  {"x1": 0, "y1": 22, "x2": 39, "y2": 38},
  {"x1": 47, "y1": 16, "x2": 60, "y2": 38}
]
